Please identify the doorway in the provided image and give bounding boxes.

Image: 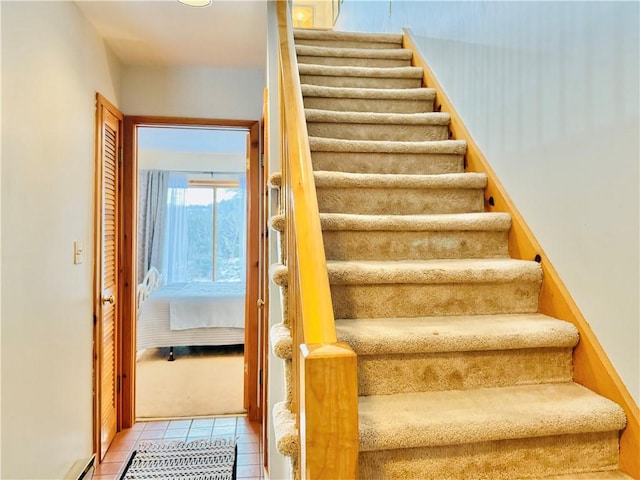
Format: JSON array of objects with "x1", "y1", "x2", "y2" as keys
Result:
[
  {"x1": 120, "y1": 117, "x2": 262, "y2": 429},
  {"x1": 135, "y1": 126, "x2": 248, "y2": 419}
]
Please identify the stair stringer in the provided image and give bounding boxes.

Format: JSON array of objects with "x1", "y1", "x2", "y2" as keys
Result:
[{"x1": 401, "y1": 27, "x2": 639, "y2": 478}]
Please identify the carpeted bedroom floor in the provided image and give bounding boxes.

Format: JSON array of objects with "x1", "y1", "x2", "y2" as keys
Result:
[{"x1": 135, "y1": 345, "x2": 245, "y2": 419}]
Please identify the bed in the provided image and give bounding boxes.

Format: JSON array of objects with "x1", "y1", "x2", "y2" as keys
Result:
[{"x1": 136, "y1": 267, "x2": 246, "y2": 360}]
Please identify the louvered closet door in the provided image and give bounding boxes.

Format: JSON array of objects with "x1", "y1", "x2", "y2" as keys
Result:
[{"x1": 96, "y1": 96, "x2": 122, "y2": 460}]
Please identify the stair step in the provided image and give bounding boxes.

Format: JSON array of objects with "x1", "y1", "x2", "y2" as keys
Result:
[
  {"x1": 314, "y1": 171, "x2": 486, "y2": 214},
  {"x1": 527, "y1": 471, "x2": 635, "y2": 479},
  {"x1": 294, "y1": 29, "x2": 404, "y2": 49},
  {"x1": 302, "y1": 85, "x2": 436, "y2": 113},
  {"x1": 270, "y1": 322, "x2": 292, "y2": 360},
  {"x1": 310, "y1": 137, "x2": 466, "y2": 174},
  {"x1": 305, "y1": 109, "x2": 450, "y2": 142},
  {"x1": 298, "y1": 64, "x2": 423, "y2": 89},
  {"x1": 320, "y1": 212, "x2": 511, "y2": 260},
  {"x1": 272, "y1": 401, "x2": 297, "y2": 458},
  {"x1": 337, "y1": 313, "x2": 579, "y2": 355},
  {"x1": 327, "y1": 258, "x2": 542, "y2": 318},
  {"x1": 358, "y1": 383, "x2": 626, "y2": 479},
  {"x1": 359, "y1": 383, "x2": 626, "y2": 450},
  {"x1": 296, "y1": 45, "x2": 413, "y2": 67},
  {"x1": 337, "y1": 314, "x2": 578, "y2": 395}
]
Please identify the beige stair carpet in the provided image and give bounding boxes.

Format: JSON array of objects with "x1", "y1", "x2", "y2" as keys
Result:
[
  {"x1": 302, "y1": 85, "x2": 436, "y2": 113},
  {"x1": 267, "y1": 27, "x2": 629, "y2": 480}
]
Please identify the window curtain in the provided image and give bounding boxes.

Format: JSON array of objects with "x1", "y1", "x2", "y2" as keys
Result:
[
  {"x1": 162, "y1": 173, "x2": 189, "y2": 284},
  {"x1": 137, "y1": 170, "x2": 169, "y2": 283}
]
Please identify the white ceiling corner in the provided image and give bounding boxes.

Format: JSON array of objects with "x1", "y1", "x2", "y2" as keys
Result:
[{"x1": 74, "y1": 0, "x2": 267, "y2": 69}]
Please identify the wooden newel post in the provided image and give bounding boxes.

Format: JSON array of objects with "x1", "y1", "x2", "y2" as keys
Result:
[{"x1": 299, "y1": 342, "x2": 359, "y2": 479}]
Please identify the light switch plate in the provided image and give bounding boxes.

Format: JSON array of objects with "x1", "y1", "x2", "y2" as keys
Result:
[{"x1": 74, "y1": 241, "x2": 84, "y2": 264}]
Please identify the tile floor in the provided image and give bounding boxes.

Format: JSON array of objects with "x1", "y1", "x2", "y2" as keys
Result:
[{"x1": 93, "y1": 416, "x2": 263, "y2": 480}]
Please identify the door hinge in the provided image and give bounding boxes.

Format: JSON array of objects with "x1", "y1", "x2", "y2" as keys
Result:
[
  {"x1": 118, "y1": 146, "x2": 123, "y2": 164},
  {"x1": 259, "y1": 370, "x2": 263, "y2": 386},
  {"x1": 93, "y1": 314, "x2": 97, "y2": 325},
  {"x1": 116, "y1": 375, "x2": 121, "y2": 394}
]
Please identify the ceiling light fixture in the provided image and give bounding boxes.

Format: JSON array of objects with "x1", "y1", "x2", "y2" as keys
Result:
[{"x1": 177, "y1": 0, "x2": 212, "y2": 7}]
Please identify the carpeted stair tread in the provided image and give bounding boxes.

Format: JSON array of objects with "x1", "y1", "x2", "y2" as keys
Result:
[
  {"x1": 302, "y1": 85, "x2": 436, "y2": 113},
  {"x1": 309, "y1": 136, "x2": 466, "y2": 155},
  {"x1": 314, "y1": 171, "x2": 486, "y2": 189},
  {"x1": 319, "y1": 212, "x2": 511, "y2": 232},
  {"x1": 273, "y1": 401, "x2": 298, "y2": 457},
  {"x1": 270, "y1": 263, "x2": 288, "y2": 286},
  {"x1": 327, "y1": 258, "x2": 542, "y2": 285},
  {"x1": 335, "y1": 314, "x2": 579, "y2": 355},
  {"x1": 305, "y1": 108, "x2": 450, "y2": 126},
  {"x1": 302, "y1": 84, "x2": 436, "y2": 101},
  {"x1": 322, "y1": 217, "x2": 509, "y2": 261},
  {"x1": 270, "y1": 322, "x2": 292, "y2": 360},
  {"x1": 310, "y1": 138, "x2": 467, "y2": 175},
  {"x1": 358, "y1": 382, "x2": 627, "y2": 452},
  {"x1": 298, "y1": 63, "x2": 423, "y2": 79},
  {"x1": 269, "y1": 213, "x2": 285, "y2": 233},
  {"x1": 316, "y1": 171, "x2": 487, "y2": 215},
  {"x1": 293, "y1": 29, "x2": 404, "y2": 47},
  {"x1": 267, "y1": 171, "x2": 281, "y2": 188},
  {"x1": 296, "y1": 45, "x2": 413, "y2": 60},
  {"x1": 306, "y1": 110, "x2": 450, "y2": 141},
  {"x1": 526, "y1": 471, "x2": 634, "y2": 479}
]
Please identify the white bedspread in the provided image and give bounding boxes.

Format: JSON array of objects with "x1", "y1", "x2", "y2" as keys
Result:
[{"x1": 147, "y1": 282, "x2": 245, "y2": 331}]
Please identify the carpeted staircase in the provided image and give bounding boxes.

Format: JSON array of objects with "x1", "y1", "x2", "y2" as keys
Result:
[{"x1": 270, "y1": 28, "x2": 630, "y2": 479}]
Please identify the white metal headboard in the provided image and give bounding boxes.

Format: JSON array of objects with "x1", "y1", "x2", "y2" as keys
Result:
[{"x1": 136, "y1": 267, "x2": 162, "y2": 310}]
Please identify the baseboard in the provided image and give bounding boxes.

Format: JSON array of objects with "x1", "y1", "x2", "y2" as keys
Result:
[{"x1": 63, "y1": 454, "x2": 96, "y2": 480}]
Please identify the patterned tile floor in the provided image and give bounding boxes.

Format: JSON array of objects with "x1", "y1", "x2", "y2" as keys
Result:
[{"x1": 94, "y1": 416, "x2": 263, "y2": 479}]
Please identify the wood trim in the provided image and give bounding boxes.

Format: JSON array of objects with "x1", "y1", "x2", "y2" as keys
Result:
[
  {"x1": 299, "y1": 343, "x2": 359, "y2": 479},
  {"x1": 124, "y1": 116, "x2": 256, "y2": 129},
  {"x1": 120, "y1": 115, "x2": 137, "y2": 429},
  {"x1": 260, "y1": 87, "x2": 270, "y2": 471},
  {"x1": 245, "y1": 122, "x2": 261, "y2": 422},
  {"x1": 93, "y1": 95, "x2": 104, "y2": 458},
  {"x1": 93, "y1": 93, "x2": 124, "y2": 457},
  {"x1": 402, "y1": 27, "x2": 639, "y2": 478},
  {"x1": 277, "y1": 0, "x2": 336, "y2": 345},
  {"x1": 121, "y1": 116, "x2": 262, "y2": 426},
  {"x1": 188, "y1": 180, "x2": 241, "y2": 188}
]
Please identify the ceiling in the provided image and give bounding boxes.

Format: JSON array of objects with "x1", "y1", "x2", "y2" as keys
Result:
[{"x1": 75, "y1": 0, "x2": 267, "y2": 69}]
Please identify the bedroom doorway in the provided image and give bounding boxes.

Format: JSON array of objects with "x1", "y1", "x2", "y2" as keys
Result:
[{"x1": 120, "y1": 117, "x2": 262, "y2": 428}]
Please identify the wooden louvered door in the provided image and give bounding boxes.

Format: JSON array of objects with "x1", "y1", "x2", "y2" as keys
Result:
[{"x1": 94, "y1": 94, "x2": 123, "y2": 461}]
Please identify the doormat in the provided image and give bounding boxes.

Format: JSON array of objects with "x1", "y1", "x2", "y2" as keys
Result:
[{"x1": 120, "y1": 438, "x2": 237, "y2": 480}]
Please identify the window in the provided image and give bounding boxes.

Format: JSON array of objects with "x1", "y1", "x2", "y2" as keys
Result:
[{"x1": 163, "y1": 173, "x2": 246, "y2": 284}]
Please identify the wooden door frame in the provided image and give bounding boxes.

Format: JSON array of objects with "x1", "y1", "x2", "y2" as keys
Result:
[
  {"x1": 120, "y1": 116, "x2": 262, "y2": 428},
  {"x1": 93, "y1": 93, "x2": 124, "y2": 459},
  {"x1": 260, "y1": 88, "x2": 270, "y2": 472}
]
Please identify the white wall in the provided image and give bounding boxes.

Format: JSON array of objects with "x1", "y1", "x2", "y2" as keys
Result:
[
  {"x1": 121, "y1": 65, "x2": 264, "y2": 120},
  {"x1": 138, "y1": 150, "x2": 246, "y2": 173},
  {"x1": 1, "y1": 1, "x2": 122, "y2": 478},
  {"x1": 336, "y1": 1, "x2": 640, "y2": 403}
]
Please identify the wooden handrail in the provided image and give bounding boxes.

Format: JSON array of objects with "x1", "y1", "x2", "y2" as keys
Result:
[
  {"x1": 277, "y1": 1, "x2": 336, "y2": 346},
  {"x1": 277, "y1": 2, "x2": 359, "y2": 478}
]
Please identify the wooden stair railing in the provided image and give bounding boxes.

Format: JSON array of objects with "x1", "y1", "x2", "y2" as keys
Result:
[{"x1": 276, "y1": 2, "x2": 359, "y2": 478}]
